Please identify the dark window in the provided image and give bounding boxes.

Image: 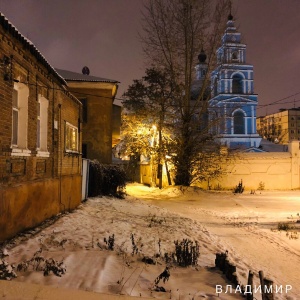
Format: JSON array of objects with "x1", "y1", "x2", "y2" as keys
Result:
[
  {"x1": 82, "y1": 143, "x2": 87, "y2": 158},
  {"x1": 80, "y1": 98, "x2": 88, "y2": 123},
  {"x1": 232, "y1": 52, "x2": 238, "y2": 60},
  {"x1": 233, "y1": 111, "x2": 245, "y2": 134},
  {"x1": 232, "y1": 74, "x2": 243, "y2": 94},
  {"x1": 214, "y1": 78, "x2": 218, "y2": 96}
]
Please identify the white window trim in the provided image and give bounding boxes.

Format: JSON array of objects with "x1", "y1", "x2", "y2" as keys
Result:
[
  {"x1": 36, "y1": 151, "x2": 50, "y2": 157},
  {"x1": 11, "y1": 148, "x2": 31, "y2": 156},
  {"x1": 11, "y1": 81, "x2": 31, "y2": 156},
  {"x1": 36, "y1": 95, "x2": 49, "y2": 156}
]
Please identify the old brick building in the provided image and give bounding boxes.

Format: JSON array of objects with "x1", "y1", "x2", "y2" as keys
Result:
[
  {"x1": 0, "y1": 13, "x2": 82, "y2": 241},
  {"x1": 56, "y1": 68, "x2": 119, "y2": 164}
]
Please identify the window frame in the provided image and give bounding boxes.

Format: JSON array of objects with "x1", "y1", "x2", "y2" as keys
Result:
[
  {"x1": 12, "y1": 89, "x2": 19, "y2": 146},
  {"x1": 36, "y1": 95, "x2": 49, "y2": 157},
  {"x1": 233, "y1": 110, "x2": 245, "y2": 134},
  {"x1": 65, "y1": 121, "x2": 79, "y2": 153},
  {"x1": 232, "y1": 74, "x2": 244, "y2": 94},
  {"x1": 11, "y1": 81, "x2": 31, "y2": 157}
]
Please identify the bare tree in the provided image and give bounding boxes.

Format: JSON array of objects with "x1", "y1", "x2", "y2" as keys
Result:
[{"x1": 139, "y1": 0, "x2": 231, "y2": 185}]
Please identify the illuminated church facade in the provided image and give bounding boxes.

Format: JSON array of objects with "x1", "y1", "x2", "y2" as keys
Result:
[{"x1": 207, "y1": 15, "x2": 261, "y2": 149}]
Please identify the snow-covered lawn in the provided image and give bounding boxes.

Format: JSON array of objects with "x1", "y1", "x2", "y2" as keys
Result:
[{"x1": 2, "y1": 183, "x2": 300, "y2": 299}]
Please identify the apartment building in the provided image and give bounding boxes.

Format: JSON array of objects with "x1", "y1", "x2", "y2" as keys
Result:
[{"x1": 257, "y1": 108, "x2": 300, "y2": 144}]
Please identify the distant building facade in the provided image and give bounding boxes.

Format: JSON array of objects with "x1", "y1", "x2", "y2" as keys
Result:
[
  {"x1": 257, "y1": 108, "x2": 300, "y2": 144},
  {"x1": 208, "y1": 15, "x2": 261, "y2": 149},
  {"x1": 0, "y1": 14, "x2": 82, "y2": 241},
  {"x1": 57, "y1": 69, "x2": 119, "y2": 164}
]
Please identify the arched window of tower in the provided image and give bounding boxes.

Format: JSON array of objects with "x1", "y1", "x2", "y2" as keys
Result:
[
  {"x1": 232, "y1": 74, "x2": 243, "y2": 94},
  {"x1": 232, "y1": 51, "x2": 238, "y2": 61},
  {"x1": 233, "y1": 110, "x2": 245, "y2": 134}
]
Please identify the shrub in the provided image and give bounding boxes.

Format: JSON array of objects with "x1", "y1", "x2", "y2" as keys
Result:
[
  {"x1": 278, "y1": 223, "x2": 291, "y2": 231},
  {"x1": 104, "y1": 234, "x2": 115, "y2": 250},
  {"x1": 173, "y1": 239, "x2": 200, "y2": 267},
  {"x1": 233, "y1": 180, "x2": 244, "y2": 194},
  {"x1": 258, "y1": 181, "x2": 265, "y2": 191},
  {"x1": 88, "y1": 161, "x2": 126, "y2": 198},
  {"x1": 0, "y1": 259, "x2": 17, "y2": 280}
]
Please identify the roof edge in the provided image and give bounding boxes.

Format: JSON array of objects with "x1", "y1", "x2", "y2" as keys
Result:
[{"x1": 0, "y1": 13, "x2": 67, "y2": 86}]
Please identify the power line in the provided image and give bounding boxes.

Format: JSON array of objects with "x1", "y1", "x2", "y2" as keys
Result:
[{"x1": 13, "y1": 79, "x2": 300, "y2": 113}]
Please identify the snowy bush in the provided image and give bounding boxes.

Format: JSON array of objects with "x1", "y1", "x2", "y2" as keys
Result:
[
  {"x1": 88, "y1": 161, "x2": 126, "y2": 198},
  {"x1": 233, "y1": 180, "x2": 244, "y2": 194},
  {"x1": 0, "y1": 259, "x2": 17, "y2": 280},
  {"x1": 173, "y1": 239, "x2": 200, "y2": 267},
  {"x1": 16, "y1": 248, "x2": 66, "y2": 277},
  {"x1": 104, "y1": 234, "x2": 115, "y2": 250},
  {"x1": 43, "y1": 258, "x2": 66, "y2": 277},
  {"x1": 258, "y1": 181, "x2": 265, "y2": 191},
  {"x1": 278, "y1": 222, "x2": 291, "y2": 231}
]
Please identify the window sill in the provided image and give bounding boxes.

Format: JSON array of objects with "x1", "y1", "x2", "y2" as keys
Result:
[
  {"x1": 65, "y1": 150, "x2": 81, "y2": 156},
  {"x1": 36, "y1": 150, "x2": 50, "y2": 158},
  {"x1": 11, "y1": 148, "x2": 31, "y2": 157}
]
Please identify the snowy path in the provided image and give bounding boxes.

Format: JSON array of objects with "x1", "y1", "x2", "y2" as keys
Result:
[{"x1": 128, "y1": 185, "x2": 300, "y2": 300}]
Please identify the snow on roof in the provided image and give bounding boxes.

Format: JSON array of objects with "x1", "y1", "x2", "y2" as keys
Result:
[
  {"x1": 259, "y1": 139, "x2": 289, "y2": 152},
  {"x1": 0, "y1": 13, "x2": 67, "y2": 86},
  {"x1": 56, "y1": 68, "x2": 119, "y2": 84},
  {"x1": 242, "y1": 147, "x2": 266, "y2": 153}
]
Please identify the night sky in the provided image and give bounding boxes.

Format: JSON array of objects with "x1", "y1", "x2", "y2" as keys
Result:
[{"x1": 0, "y1": 0, "x2": 299, "y2": 115}]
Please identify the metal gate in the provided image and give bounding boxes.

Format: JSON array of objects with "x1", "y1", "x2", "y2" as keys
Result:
[{"x1": 81, "y1": 159, "x2": 90, "y2": 201}]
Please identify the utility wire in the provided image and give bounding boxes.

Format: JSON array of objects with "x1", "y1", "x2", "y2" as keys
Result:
[{"x1": 13, "y1": 79, "x2": 300, "y2": 112}]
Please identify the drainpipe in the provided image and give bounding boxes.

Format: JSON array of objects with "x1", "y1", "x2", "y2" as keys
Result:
[{"x1": 58, "y1": 103, "x2": 65, "y2": 212}]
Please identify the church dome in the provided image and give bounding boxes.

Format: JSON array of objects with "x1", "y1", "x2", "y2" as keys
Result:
[
  {"x1": 228, "y1": 13, "x2": 233, "y2": 21},
  {"x1": 198, "y1": 49, "x2": 207, "y2": 63}
]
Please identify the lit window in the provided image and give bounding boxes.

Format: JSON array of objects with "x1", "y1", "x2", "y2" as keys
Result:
[
  {"x1": 37, "y1": 95, "x2": 49, "y2": 156},
  {"x1": 65, "y1": 122, "x2": 78, "y2": 152},
  {"x1": 11, "y1": 81, "x2": 30, "y2": 156}
]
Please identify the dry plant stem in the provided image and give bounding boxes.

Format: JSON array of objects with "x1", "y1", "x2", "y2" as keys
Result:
[
  {"x1": 129, "y1": 265, "x2": 145, "y2": 295},
  {"x1": 120, "y1": 266, "x2": 139, "y2": 294}
]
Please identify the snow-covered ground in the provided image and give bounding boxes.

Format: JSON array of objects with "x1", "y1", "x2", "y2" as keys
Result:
[{"x1": 2, "y1": 183, "x2": 300, "y2": 299}]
